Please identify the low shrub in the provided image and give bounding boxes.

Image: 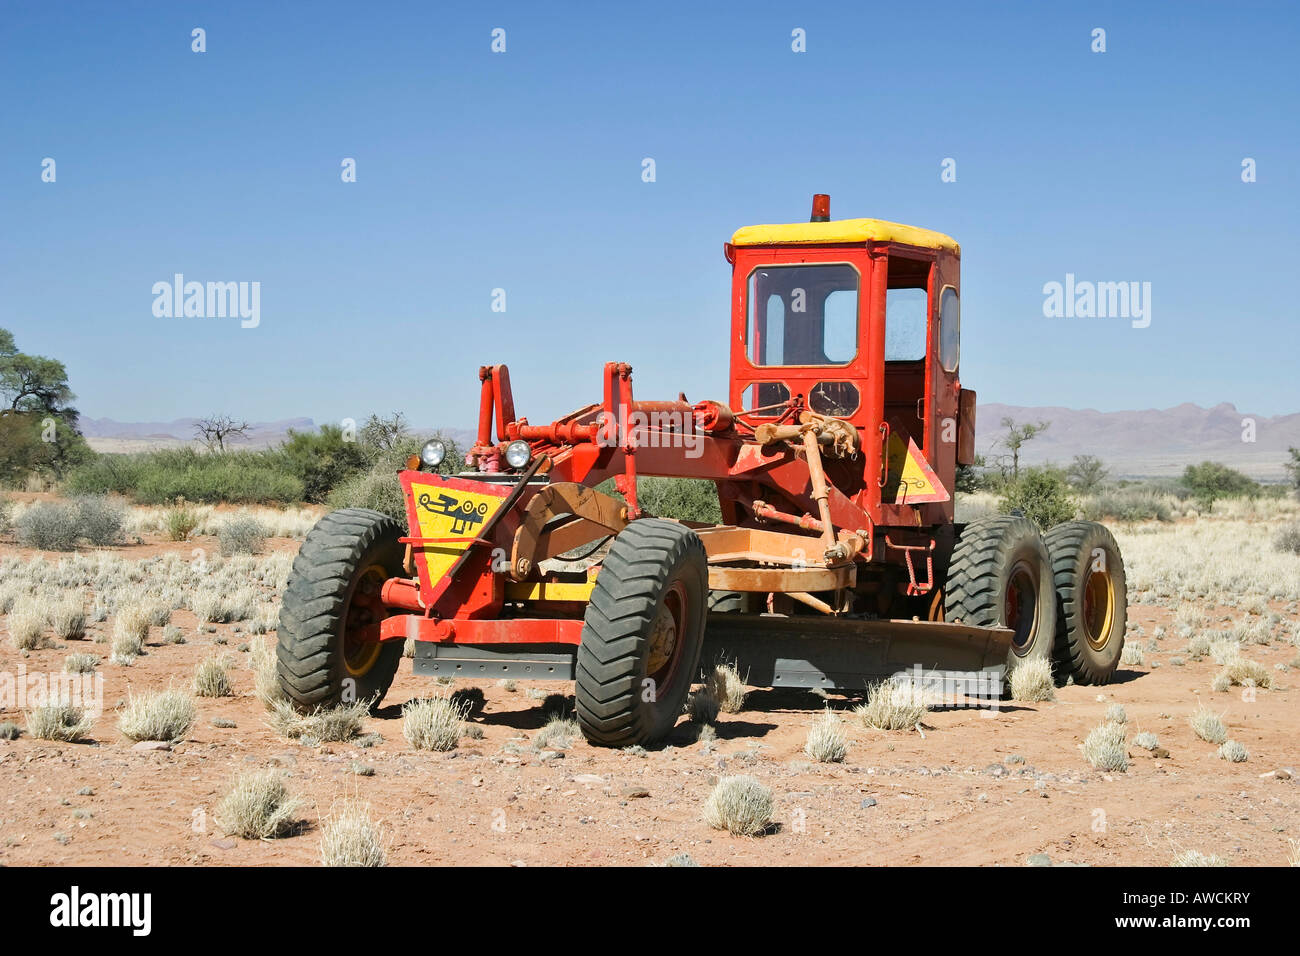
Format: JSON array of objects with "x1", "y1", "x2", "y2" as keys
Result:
[
  {"x1": 319, "y1": 802, "x2": 386, "y2": 866},
  {"x1": 75, "y1": 495, "x2": 125, "y2": 546},
  {"x1": 998, "y1": 468, "x2": 1075, "y2": 529},
  {"x1": 216, "y1": 771, "x2": 300, "y2": 839},
  {"x1": 15, "y1": 501, "x2": 80, "y2": 551},
  {"x1": 217, "y1": 516, "x2": 268, "y2": 556},
  {"x1": 118, "y1": 688, "x2": 197, "y2": 742},
  {"x1": 702, "y1": 775, "x2": 773, "y2": 836}
]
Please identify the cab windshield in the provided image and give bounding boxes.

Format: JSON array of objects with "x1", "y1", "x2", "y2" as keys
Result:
[{"x1": 746, "y1": 263, "x2": 858, "y2": 366}]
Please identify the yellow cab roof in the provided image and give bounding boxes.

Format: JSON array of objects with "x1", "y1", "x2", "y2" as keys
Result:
[{"x1": 730, "y1": 217, "x2": 959, "y2": 255}]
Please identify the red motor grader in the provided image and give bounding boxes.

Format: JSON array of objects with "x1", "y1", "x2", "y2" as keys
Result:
[{"x1": 276, "y1": 195, "x2": 1127, "y2": 747}]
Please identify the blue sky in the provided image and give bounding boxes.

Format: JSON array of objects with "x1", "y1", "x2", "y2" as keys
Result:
[{"x1": 1, "y1": 0, "x2": 1296, "y2": 432}]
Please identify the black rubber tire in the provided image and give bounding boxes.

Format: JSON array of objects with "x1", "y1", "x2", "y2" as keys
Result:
[
  {"x1": 277, "y1": 508, "x2": 406, "y2": 710},
  {"x1": 944, "y1": 515, "x2": 1056, "y2": 669},
  {"x1": 1044, "y1": 520, "x2": 1127, "y2": 685},
  {"x1": 576, "y1": 519, "x2": 708, "y2": 747}
]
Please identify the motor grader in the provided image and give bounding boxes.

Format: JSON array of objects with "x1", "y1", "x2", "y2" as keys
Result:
[{"x1": 276, "y1": 195, "x2": 1127, "y2": 747}]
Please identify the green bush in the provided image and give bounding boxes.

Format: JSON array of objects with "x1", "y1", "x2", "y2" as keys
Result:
[
  {"x1": 75, "y1": 495, "x2": 125, "y2": 546},
  {"x1": 268, "y1": 425, "x2": 370, "y2": 504},
  {"x1": 596, "y1": 477, "x2": 722, "y2": 524},
  {"x1": 327, "y1": 467, "x2": 407, "y2": 520},
  {"x1": 164, "y1": 499, "x2": 201, "y2": 541},
  {"x1": 62, "y1": 451, "x2": 147, "y2": 497},
  {"x1": 998, "y1": 467, "x2": 1075, "y2": 530},
  {"x1": 1181, "y1": 461, "x2": 1260, "y2": 512},
  {"x1": 15, "y1": 500, "x2": 81, "y2": 550},
  {"x1": 65, "y1": 426, "x2": 460, "y2": 510},
  {"x1": 68, "y1": 448, "x2": 303, "y2": 505}
]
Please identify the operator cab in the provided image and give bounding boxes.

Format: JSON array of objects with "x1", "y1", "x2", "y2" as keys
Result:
[{"x1": 724, "y1": 195, "x2": 974, "y2": 523}]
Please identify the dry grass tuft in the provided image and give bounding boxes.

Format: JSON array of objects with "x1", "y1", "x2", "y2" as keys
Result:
[
  {"x1": 1210, "y1": 637, "x2": 1242, "y2": 665},
  {"x1": 702, "y1": 775, "x2": 774, "y2": 836},
  {"x1": 1172, "y1": 849, "x2": 1226, "y2": 867},
  {"x1": 248, "y1": 638, "x2": 285, "y2": 708},
  {"x1": 1133, "y1": 731, "x2": 1159, "y2": 750},
  {"x1": 50, "y1": 595, "x2": 87, "y2": 640},
  {"x1": 268, "y1": 699, "x2": 369, "y2": 743},
  {"x1": 1189, "y1": 706, "x2": 1228, "y2": 745},
  {"x1": 63, "y1": 653, "x2": 98, "y2": 674},
  {"x1": 1081, "y1": 720, "x2": 1128, "y2": 772},
  {"x1": 1009, "y1": 658, "x2": 1055, "y2": 702},
  {"x1": 855, "y1": 679, "x2": 928, "y2": 731},
  {"x1": 1216, "y1": 656, "x2": 1272, "y2": 690},
  {"x1": 7, "y1": 596, "x2": 47, "y2": 650},
  {"x1": 215, "y1": 770, "x2": 300, "y2": 839},
  {"x1": 193, "y1": 655, "x2": 234, "y2": 698},
  {"x1": 534, "y1": 714, "x2": 580, "y2": 750},
  {"x1": 26, "y1": 703, "x2": 93, "y2": 742},
  {"x1": 705, "y1": 659, "x2": 748, "y2": 714},
  {"x1": 1218, "y1": 739, "x2": 1249, "y2": 762},
  {"x1": 118, "y1": 688, "x2": 197, "y2": 742},
  {"x1": 804, "y1": 709, "x2": 848, "y2": 763},
  {"x1": 319, "y1": 801, "x2": 387, "y2": 867},
  {"x1": 401, "y1": 697, "x2": 467, "y2": 751}
]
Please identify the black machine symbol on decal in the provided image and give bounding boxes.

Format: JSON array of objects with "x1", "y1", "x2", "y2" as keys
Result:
[{"x1": 418, "y1": 492, "x2": 491, "y2": 535}]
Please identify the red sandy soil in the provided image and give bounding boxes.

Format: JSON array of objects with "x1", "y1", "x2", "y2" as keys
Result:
[{"x1": 0, "y1": 536, "x2": 1296, "y2": 867}]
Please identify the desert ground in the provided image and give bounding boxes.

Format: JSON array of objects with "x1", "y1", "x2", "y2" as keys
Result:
[{"x1": 1, "y1": 493, "x2": 1297, "y2": 867}]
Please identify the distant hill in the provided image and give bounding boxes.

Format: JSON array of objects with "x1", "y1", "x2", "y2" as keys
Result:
[
  {"x1": 976, "y1": 402, "x2": 1300, "y2": 481},
  {"x1": 79, "y1": 404, "x2": 1298, "y2": 481},
  {"x1": 80, "y1": 417, "x2": 477, "y2": 457},
  {"x1": 80, "y1": 417, "x2": 316, "y2": 452}
]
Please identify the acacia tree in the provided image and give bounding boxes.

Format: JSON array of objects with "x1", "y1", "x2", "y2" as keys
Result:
[
  {"x1": 194, "y1": 414, "x2": 251, "y2": 452},
  {"x1": 1066, "y1": 454, "x2": 1109, "y2": 494},
  {"x1": 359, "y1": 412, "x2": 408, "y2": 453},
  {"x1": 0, "y1": 328, "x2": 87, "y2": 481},
  {"x1": 0, "y1": 328, "x2": 77, "y2": 420},
  {"x1": 996, "y1": 417, "x2": 1050, "y2": 480}
]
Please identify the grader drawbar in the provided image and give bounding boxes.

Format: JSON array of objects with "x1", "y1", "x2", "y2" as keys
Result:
[{"x1": 276, "y1": 196, "x2": 1128, "y2": 747}]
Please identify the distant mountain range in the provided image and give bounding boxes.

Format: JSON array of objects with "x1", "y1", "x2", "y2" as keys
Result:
[
  {"x1": 975, "y1": 403, "x2": 1299, "y2": 481},
  {"x1": 80, "y1": 403, "x2": 1299, "y2": 481},
  {"x1": 79, "y1": 417, "x2": 316, "y2": 447}
]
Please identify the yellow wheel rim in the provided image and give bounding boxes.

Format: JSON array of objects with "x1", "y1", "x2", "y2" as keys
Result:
[
  {"x1": 1082, "y1": 567, "x2": 1115, "y2": 651},
  {"x1": 343, "y1": 564, "x2": 388, "y2": 677}
]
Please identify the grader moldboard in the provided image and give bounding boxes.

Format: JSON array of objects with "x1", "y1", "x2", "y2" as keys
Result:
[{"x1": 276, "y1": 195, "x2": 1127, "y2": 747}]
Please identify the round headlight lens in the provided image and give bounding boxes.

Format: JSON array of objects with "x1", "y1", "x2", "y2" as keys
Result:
[
  {"x1": 504, "y1": 440, "x2": 532, "y2": 470},
  {"x1": 420, "y1": 439, "x2": 446, "y2": 468}
]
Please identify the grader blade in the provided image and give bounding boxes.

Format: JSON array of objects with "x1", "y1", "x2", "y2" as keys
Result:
[{"x1": 701, "y1": 615, "x2": 1014, "y2": 692}]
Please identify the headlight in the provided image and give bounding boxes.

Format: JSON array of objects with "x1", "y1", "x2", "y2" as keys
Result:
[
  {"x1": 504, "y1": 440, "x2": 532, "y2": 469},
  {"x1": 420, "y1": 439, "x2": 446, "y2": 468}
]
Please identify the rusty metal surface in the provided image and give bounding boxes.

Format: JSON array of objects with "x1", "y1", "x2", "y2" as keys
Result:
[
  {"x1": 702, "y1": 613, "x2": 1011, "y2": 688},
  {"x1": 510, "y1": 481, "x2": 628, "y2": 580},
  {"x1": 707, "y1": 564, "x2": 854, "y2": 592}
]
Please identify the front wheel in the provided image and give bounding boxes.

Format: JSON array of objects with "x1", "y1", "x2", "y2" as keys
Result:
[
  {"x1": 276, "y1": 508, "x2": 406, "y2": 710},
  {"x1": 575, "y1": 519, "x2": 707, "y2": 747}
]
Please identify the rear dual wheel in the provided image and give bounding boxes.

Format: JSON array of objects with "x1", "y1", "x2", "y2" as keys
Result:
[
  {"x1": 1044, "y1": 521, "x2": 1126, "y2": 684},
  {"x1": 576, "y1": 519, "x2": 708, "y2": 747}
]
